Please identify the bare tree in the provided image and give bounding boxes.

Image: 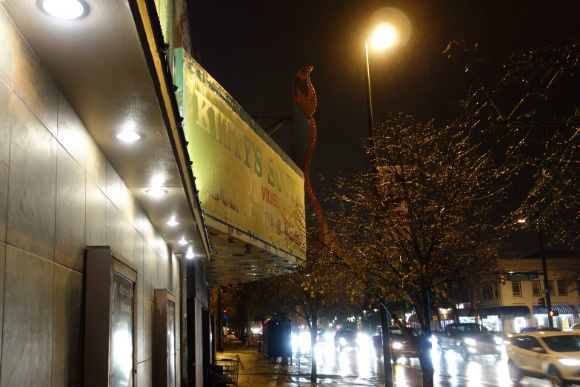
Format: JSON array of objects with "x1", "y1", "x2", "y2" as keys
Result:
[
  {"x1": 445, "y1": 39, "x2": 580, "y2": 245},
  {"x1": 325, "y1": 112, "x2": 507, "y2": 387}
]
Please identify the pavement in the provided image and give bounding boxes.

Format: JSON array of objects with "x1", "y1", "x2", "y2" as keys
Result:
[{"x1": 216, "y1": 339, "x2": 373, "y2": 387}]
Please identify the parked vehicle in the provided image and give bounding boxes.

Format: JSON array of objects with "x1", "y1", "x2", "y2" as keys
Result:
[
  {"x1": 507, "y1": 331, "x2": 580, "y2": 387},
  {"x1": 437, "y1": 323, "x2": 503, "y2": 360},
  {"x1": 372, "y1": 326, "x2": 421, "y2": 361}
]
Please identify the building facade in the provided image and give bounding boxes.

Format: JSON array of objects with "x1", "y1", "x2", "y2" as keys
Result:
[{"x1": 462, "y1": 253, "x2": 580, "y2": 333}]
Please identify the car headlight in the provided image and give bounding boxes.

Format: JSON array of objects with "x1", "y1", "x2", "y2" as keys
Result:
[
  {"x1": 392, "y1": 342, "x2": 403, "y2": 350},
  {"x1": 339, "y1": 338, "x2": 346, "y2": 345},
  {"x1": 494, "y1": 337, "x2": 503, "y2": 345},
  {"x1": 464, "y1": 338, "x2": 476, "y2": 346},
  {"x1": 559, "y1": 357, "x2": 580, "y2": 366},
  {"x1": 357, "y1": 333, "x2": 369, "y2": 344}
]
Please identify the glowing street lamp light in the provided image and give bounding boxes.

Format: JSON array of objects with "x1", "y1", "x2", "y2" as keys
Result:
[
  {"x1": 370, "y1": 23, "x2": 398, "y2": 50},
  {"x1": 365, "y1": 23, "x2": 398, "y2": 168},
  {"x1": 365, "y1": 22, "x2": 400, "y2": 387}
]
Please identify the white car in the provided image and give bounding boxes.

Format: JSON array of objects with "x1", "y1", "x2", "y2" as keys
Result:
[{"x1": 507, "y1": 331, "x2": 580, "y2": 387}]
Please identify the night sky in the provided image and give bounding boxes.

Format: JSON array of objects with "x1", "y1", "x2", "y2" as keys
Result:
[{"x1": 188, "y1": 0, "x2": 580, "y2": 255}]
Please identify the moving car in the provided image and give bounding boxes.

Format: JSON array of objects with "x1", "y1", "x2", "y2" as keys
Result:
[
  {"x1": 372, "y1": 326, "x2": 421, "y2": 361},
  {"x1": 334, "y1": 329, "x2": 358, "y2": 351},
  {"x1": 437, "y1": 323, "x2": 503, "y2": 360},
  {"x1": 507, "y1": 331, "x2": 580, "y2": 387}
]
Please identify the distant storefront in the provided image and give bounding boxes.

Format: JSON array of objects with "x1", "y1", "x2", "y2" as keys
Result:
[{"x1": 533, "y1": 305, "x2": 578, "y2": 330}]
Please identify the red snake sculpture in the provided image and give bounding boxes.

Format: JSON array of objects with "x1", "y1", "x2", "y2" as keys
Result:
[{"x1": 292, "y1": 66, "x2": 326, "y2": 243}]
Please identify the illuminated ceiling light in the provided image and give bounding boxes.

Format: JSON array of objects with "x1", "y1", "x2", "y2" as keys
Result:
[
  {"x1": 116, "y1": 131, "x2": 141, "y2": 143},
  {"x1": 167, "y1": 219, "x2": 179, "y2": 227},
  {"x1": 186, "y1": 248, "x2": 194, "y2": 259},
  {"x1": 517, "y1": 218, "x2": 526, "y2": 223},
  {"x1": 146, "y1": 188, "x2": 167, "y2": 198},
  {"x1": 178, "y1": 238, "x2": 188, "y2": 246},
  {"x1": 40, "y1": 0, "x2": 88, "y2": 19}
]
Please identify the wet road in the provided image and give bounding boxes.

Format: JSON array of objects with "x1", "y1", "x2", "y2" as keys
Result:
[{"x1": 289, "y1": 333, "x2": 577, "y2": 386}]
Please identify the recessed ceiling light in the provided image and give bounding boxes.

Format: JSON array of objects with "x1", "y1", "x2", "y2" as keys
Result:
[
  {"x1": 178, "y1": 238, "x2": 188, "y2": 246},
  {"x1": 116, "y1": 131, "x2": 141, "y2": 143},
  {"x1": 167, "y1": 219, "x2": 179, "y2": 227},
  {"x1": 146, "y1": 188, "x2": 167, "y2": 198},
  {"x1": 40, "y1": 0, "x2": 88, "y2": 19}
]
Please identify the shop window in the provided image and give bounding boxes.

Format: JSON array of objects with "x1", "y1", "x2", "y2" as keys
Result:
[
  {"x1": 557, "y1": 280, "x2": 568, "y2": 296},
  {"x1": 512, "y1": 281, "x2": 522, "y2": 297},
  {"x1": 532, "y1": 280, "x2": 541, "y2": 296}
]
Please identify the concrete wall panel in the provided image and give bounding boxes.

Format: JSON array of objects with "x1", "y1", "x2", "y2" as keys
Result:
[
  {"x1": 105, "y1": 199, "x2": 123, "y2": 254},
  {"x1": 1, "y1": 245, "x2": 54, "y2": 387},
  {"x1": 106, "y1": 161, "x2": 124, "y2": 213},
  {"x1": 12, "y1": 26, "x2": 57, "y2": 135},
  {"x1": 85, "y1": 180, "x2": 107, "y2": 246},
  {"x1": 144, "y1": 244, "x2": 155, "y2": 302},
  {"x1": 85, "y1": 137, "x2": 107, "y2": 193},
  {"x1": 57, "y1": 95, "x2": 89, "y2": 171},
  {"x1": 55, "y1": 146, "x2": 86, "y2": 272},
  {"x1": 7, "y1": 93, "x2": 56, "y2": 260},
  {"x1": 52, "y1": 265, "x2": 83, "y2": 387},
  {"x1": 0, "y1": 9, "x2": 14, "y2": 87},
  {"x1": 0, "y1": 81, "x2": 10, "y2": 242}
]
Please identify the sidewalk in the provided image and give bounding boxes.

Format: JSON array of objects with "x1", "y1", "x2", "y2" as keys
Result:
[{"x1": 216, "y1": 340, "x2": 371, "y2": 386}]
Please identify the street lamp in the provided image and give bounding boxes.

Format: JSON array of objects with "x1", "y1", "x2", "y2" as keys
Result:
[
  {"x1": 365, "y1": 22, "x2": 398, "y2": 167},
  {"x1": 365, "y1": 22, "x2": 398, "y2": 387}
]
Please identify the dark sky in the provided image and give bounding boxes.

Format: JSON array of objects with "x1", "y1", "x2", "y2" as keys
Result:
[{"x1": 188, "y1": 0, "x2": 580, "y2": 255}]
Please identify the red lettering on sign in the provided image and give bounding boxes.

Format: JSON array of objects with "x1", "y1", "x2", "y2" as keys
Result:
[{"x1": 261, "y1": 186, "x2": 278, "y2": 209}]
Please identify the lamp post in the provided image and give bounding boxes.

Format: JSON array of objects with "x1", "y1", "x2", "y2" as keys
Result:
[
  {"x1": 365, "y1": 23, "x2": 397, "y2": 169},
  {"x1": 365, "y1": 22, "x2": 397, "y2": 387}
]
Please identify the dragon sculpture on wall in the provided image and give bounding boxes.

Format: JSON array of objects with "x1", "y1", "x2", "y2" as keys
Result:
[{"x1": 292, "y1": 66, "x2": 326, "y2": 243}]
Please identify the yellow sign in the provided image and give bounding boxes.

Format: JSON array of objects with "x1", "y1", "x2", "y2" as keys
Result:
[{"x1": 179, "y1": 51, "x2": 305, "y2": 257}]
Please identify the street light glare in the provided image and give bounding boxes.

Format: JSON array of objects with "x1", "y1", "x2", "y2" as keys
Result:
[{"x1": 371, "y1": 23, "x2": 397, "y2": 49}]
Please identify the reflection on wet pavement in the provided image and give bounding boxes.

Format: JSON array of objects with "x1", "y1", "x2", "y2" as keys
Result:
[
  {"x1": 222, "y1": 336, "x2": 580, "y2": 386},
  {"x1": 287, "y1": 336, "x2": 573, "y2": 386}
]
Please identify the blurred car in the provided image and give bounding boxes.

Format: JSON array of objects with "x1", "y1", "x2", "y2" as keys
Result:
[
  {"x1": 438, "y1": 323, "x2": 503, "y2": 360},
  {"x1": 334, "y1": 329, "x2": 358, "y2": 351},
  {"x1": 372, "y1": 326, "x2": 421, "y2": 361},
  {"x1": 507, "y1": 331, "x2": 580, "y2": 387},
  {"x1": 520, "y1": 326, "x2": 561, "y2": 333}
]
